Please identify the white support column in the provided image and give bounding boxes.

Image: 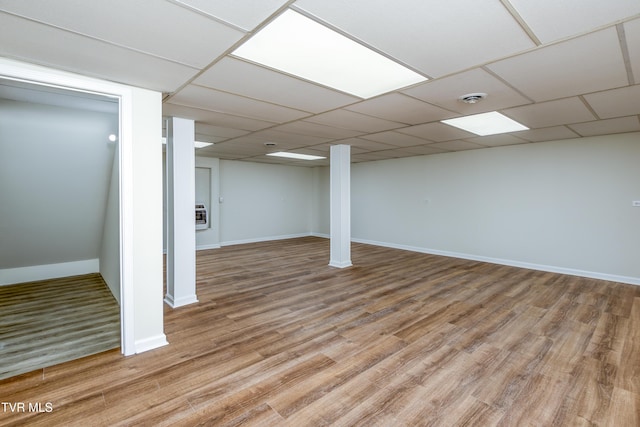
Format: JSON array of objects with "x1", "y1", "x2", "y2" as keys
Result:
[
  {"x1": 165, "y1": 117, "x2": 198, "y2": 308},
  {"x1": 329, "y1": 144, "x2": 352, "y2": 268}
]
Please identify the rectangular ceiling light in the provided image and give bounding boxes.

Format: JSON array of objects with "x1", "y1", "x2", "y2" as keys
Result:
[
  {"x1": 232, "y1": 9, "x2": 427, "y2": 98},
  {"x1": 441, "y1": 111, "x2": 529, "y2": 136},
  {"x1": 267, "y1": 151, "x2": 326, "y2": 161},
  {"x1": 194, "y1": 141, "x2": 213, "y2": 149},
  {"x1": 161, "y1": 137, "x2": 213, "y2": 149}
]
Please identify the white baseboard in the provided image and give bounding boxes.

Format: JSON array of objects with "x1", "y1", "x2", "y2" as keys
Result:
[
  {"x1": 164, "y1": 294, "x2": 199, "y2": 308},
  {"x1": 135, "y1": 334, "x2": 168, "y2": 354},
  {"x1": 351, "y1": 237, "x2": 640, "y2": 286},
  {"x1": 221, "y1": 232, "x2": 312, "y2": 247},
  {"x1": 196, "y1": 243, "x2": 221, "y2": 251},
  {"x1": 0, "y1": 259, "x2": 100, "y2": 286},
  {"x1": 329, "y1": 260, "x2": 353, "y2": 268},
  {"x1": 310, "y1": 232, "x2": 330, "y2": 239}
]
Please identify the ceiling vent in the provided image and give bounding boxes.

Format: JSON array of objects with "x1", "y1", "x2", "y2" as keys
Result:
[{"x1": 459, "y1": 93, "x2": 487, "y2": 104}]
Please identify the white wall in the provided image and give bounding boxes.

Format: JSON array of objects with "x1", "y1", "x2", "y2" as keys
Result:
[
  {"x1": 0, "y1": 58, "x2": 166, "y2": 355},
  {"x1": 311, "y1": 166, "x2": 330, "y2": 236},
  {"x1": 129, "y1": 87, "x2": 166, "y2": 353},
  {"x1": 195, "y1": 157, "x2": 221, "y2": 250},
  {"x1": 219, "y1": 160, "x2": 314, "y2": 245},
  {"x1": 345, "y1": 132, "x2": 640, "y2": 284},
  {"x1": 100, "y1": 147, "x2": 120, "y2": 303},
  {"x1": 169, "y1": 132, "x2": 638, "y2": 289},
  {"x1": 163, "y1": 157, "x2": 313, "y2": 248},
  {"x1": 0, "y1": 99, "x2": 117, "y2": 284}
]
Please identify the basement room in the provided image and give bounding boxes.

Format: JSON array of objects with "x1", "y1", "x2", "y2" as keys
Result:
[{"x1": 1, "y1": 1, "x2": 639, "y2": 425}]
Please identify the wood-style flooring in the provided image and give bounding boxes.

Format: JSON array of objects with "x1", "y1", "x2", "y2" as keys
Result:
[
  {"x1": 1, "y1": 237, "x2": 639, "y2": 426},
  {"x1": 0, "y1": 273, "x2": 120, "y2": 381}
]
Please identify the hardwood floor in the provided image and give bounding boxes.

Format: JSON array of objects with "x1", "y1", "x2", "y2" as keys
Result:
[
  {"x1": 1, "y1": 237, "x2": 639, "y2": 426},
  {"x1": 0, "y1": 273, "x2": 120, "y2": 381}
]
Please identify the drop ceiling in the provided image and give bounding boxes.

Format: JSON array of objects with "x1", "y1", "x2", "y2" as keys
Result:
[{"x1": 1, "y1": 0, "x2": 639, "y2": 166}]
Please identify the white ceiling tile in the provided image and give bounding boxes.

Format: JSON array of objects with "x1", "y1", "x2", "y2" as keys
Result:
[
  {"x1": 429, "y1": 140, "x2": 486, "y2": 151},
  {"x1": 626, "y1": 18, "x2": 640, "y2": 84},
  {"x1": 0, "y1": 13, "x2": 198, "y2": 92},
  {"x1": 508, "y1": 0, "x2": 640, "y2": 43},
  {"x1": 403, "y1": 68, "x2": 532, "y2": 113},
  {"x1": 298, "y1": 146, "x2": 330, "y2": 156},
  {"x1": 168, "y1": 85, "x2": 311, "y2": 123},
  {"x1": 583, "y1": 85, "x2": 640, "y2": 119},
  {"x1": 464, "y1": 134, "x2": 529, "y2": 147},
  {"x1": 488, "y1": 28, "x2": 629, "y2": 102},
  {"x1": 273, "y1": 121, "x2": 363, "y2": 139},
  {"x1": 172, "y1": 0, "x2": 289, "y2": 31},
  {"x1": 250, "y1": 129, "x2": 331, "y2": 146},
  {"x1": 345, "y1": 93, "x2": 454, "y2": 125},
  {"x1": 370, "y1": 149, "x2": 413, "y2": 159},
  {"x1": 352, "y1": 151, "x2": 399, "y2": 161},
  {"x1": 162, "y1": 103, "x2": 276, "y2": 131},
  {"x1": 397, "y1": 122, "x2": 476, "y2": 142},
  {"x1": 465, "y1": 133, "x2": 529, "y2": 147},
  {"x1": 194, "y1": 123, "x2": 250, "y2": 140},
  {"x1": 503, "y1": 98, "x2": 597, "y2": 128},
  {"x1": 203, "y1": 141, "x2": 263, "y2": 157},
  {"x1": 0, "y1": 0, "x2": 245, "y2": 69},
  {"x1": 333, "y1": 138, "x2": 396, "y2": 151},
  {"x1": 569, "y1": 116, "x2": 640, "y2": 136},
  {"x1": 511, "y1": 126, "x2": 580, "y2": 142},
  {"x1": 194, "y1": 57, "x2": 359, "y2": 113},
  {"x1": 305, "y1": 109, "x2": 405, "y2": 133},
  {"x1": 399, "y1": 145, "x2": 450, "y2": 155},
  {"x1": 294, "y1": 0, "x2": 535, "y2": 78},
  {"x1": 194, "y1": 134, "x2": 228, "y2": 144},
  {"x1": 361, "y1": 131, "x2": 433, "y2": 147},
  {"x1": 309, "y1": 142, "x2": 369, "y2": 155}
]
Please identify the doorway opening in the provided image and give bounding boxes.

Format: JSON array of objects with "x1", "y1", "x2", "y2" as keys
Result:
[{"x1": 0, "y1": 78, "x2": 122, "y2": 379}]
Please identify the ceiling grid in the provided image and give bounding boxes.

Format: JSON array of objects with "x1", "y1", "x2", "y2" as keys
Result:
[{"x1": 1, "y1": 0, "x2": 639, "y2": 164}]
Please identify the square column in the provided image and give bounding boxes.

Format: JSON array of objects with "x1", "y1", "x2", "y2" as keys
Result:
[
  {"x1": 165, "y1": 117, "x2": 198, "y2": 307},
  {"x1": 329, "y1": 144, "x2": 352, "y2": 268}
]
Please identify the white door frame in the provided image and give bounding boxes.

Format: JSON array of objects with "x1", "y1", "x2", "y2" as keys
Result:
[{"x1": 0, "y1": 58, "x2": 136, "y2": 355}]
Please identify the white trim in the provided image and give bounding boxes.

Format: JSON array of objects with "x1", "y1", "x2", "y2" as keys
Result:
[
  {"x1": 197, "y1": 244, "x2": 222, "y2": 251},
  {"x1": 351, "y1": 237, "x2": 640, "y2": 286},
  {"x1": 0, "y1": 259, "x2": 99, "y2": 286},
  {"x1": 310, "y1": 232, "x2": 330, "y2": 239},
  {"x1": 329, "y1": 260, "x2": 353, "y2": 268},
  {"x1": 135, "y1": 334, "x2": 168, "y2": 354},
  {"x1": 118, "y1": 88, "x2": 135, "y2": 356},
  {"x1": 0, "y1": 58, "x2": 136, "y2": 355},
  {"x1": 221, "y1": 233, "x2": 312, "y2": 247},
  {"x1": 164, "y1": 294, "x2": 199, "y2": 308}
]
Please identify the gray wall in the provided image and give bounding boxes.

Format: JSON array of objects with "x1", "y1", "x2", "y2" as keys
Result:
[
  {"x1": 346, "y1": 132, "x2": 640, "y2": 282},
  {"x1": 169, "y1": 132, "x2": 639, "y2": 284},
  {"x1": 0, "y1": 99, "x2": 118, "y2": 284},
  {"x1": 218, "y1": 160, "x2": 314, "y2": 245}
]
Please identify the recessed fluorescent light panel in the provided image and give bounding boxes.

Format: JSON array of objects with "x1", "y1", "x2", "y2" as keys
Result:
[
  {"x1": 194, "y1": 141, "x2": 213, "y2": 149},
  {"x1": 232, "y1": 9, "x2": 427, "y2": 98},
  {"x1": 161, "y1": 137, "x2": 213, "y2": 149},
  {"x1": 441, "y1": 111, "x2": 529, "y2": 136},
  {"x1": 267, "y1": 151, "x2": 326, "y2": 161}
]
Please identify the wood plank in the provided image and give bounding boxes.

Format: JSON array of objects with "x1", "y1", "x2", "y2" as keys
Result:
[
  {"x1": 0, "y1": 274, "x2": 120, "y2": 380},
  {"x1": 1, "y1": 237, "x2": 639, "y2": 425}
]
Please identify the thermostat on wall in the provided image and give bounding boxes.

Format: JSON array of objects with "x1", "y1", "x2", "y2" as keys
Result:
[{"x1": 195, "y1": 203, "x2": 208, "y2": 230}]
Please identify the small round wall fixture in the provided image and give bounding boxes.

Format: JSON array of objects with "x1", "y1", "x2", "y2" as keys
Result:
[
  {"x1": 459, "y1": 93, "x2": 487, "y2": 104},
  {"x1": 108, "y1": 134, "x2": 117, "y2": 142}
]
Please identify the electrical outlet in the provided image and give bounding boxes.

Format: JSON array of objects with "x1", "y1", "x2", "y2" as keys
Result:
[{"x1": 632, "y1": 201, "x2": 640, "y2": 207}]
